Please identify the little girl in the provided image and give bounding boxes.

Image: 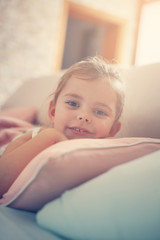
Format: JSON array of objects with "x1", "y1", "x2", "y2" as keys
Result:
[{"x1": 0, "y1": 56, "x2": 125, "y2": 197}]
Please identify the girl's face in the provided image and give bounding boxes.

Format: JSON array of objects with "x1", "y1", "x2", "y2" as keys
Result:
[{"x1": 49, "y1": 76, "x2": 121, "y2": 139}]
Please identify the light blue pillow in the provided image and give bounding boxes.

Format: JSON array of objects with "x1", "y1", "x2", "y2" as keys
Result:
[{"x1": 37, "y1": 150, "x2": 160, "y2": 240}]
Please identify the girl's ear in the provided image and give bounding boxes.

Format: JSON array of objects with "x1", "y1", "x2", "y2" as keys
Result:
[
  {"x1": 108, "y1": 121, "x2": 121, "y2": 137},
  {"x1": 48, "y1": 100, "x2": 56, "y2": 124}
]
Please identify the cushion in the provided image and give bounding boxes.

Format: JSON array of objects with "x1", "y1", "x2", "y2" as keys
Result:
[
  {"x1": 0, "y1": 107, "x2": 37, "y2": 123},
  {"x1": 37, "y1": 150, "x2": 160, "y2": 240},
  {"x1": 0, "y1": 137, "x2": 160, "y2": 212},
  {"x1": 117, "y1": 63, "x2": 160, "y2": 139}
]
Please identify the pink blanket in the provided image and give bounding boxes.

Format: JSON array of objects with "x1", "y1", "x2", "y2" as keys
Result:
[
  {"x1": 0, "y1": 107, "x2": 37, "y2": 149},
  {"x1": 0, "y1": 116, "x2": 34, "y2": 148}
]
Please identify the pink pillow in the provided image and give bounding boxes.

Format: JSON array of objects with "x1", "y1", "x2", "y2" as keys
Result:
[
  {"x1": 0, "y1": 137, "x2": 160, "y2": 212},
  {"x1": 0, "y1": 107, "x2": 37, "y2": 123}
]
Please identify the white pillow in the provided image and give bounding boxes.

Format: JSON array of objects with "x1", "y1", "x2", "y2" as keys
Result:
[{"x1": 37, "y1": 150, "x2": 160, "y2": 240}]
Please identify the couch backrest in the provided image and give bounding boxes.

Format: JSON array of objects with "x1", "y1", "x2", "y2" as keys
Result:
[{"x1": 117, "y1": 63, "x2": 160, "y2": 138}]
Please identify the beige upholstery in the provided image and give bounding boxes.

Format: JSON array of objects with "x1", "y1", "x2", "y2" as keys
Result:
[{"x1": 117, "y1": 63, "x2": 160, "y2": 138}]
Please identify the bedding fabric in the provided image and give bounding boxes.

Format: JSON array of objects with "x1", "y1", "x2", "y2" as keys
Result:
[
  {"x1": 0, "y1": 112, "x2": 35, "y2": 149},
  {"x1": 0, "y1": 205, "x2": 63, "y2": 240},
  {"x1": 0, "y1": 137, "x2": 160, "y2": 212},
  {"x1": 36, "y1": 150, "x2": 160, "y2": 240}
]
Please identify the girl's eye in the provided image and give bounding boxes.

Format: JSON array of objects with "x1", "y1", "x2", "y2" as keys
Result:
[
  {"x1": 66, "y1": 101, "x2": 79, "y2": 107},
  {"x1": 94, "y1": 110, "x2": 107, "y2": 116}
]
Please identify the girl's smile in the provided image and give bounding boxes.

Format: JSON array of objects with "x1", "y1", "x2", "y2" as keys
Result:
[{"x1": 67, "y1": 126, "x2": 92, "y2": 136}]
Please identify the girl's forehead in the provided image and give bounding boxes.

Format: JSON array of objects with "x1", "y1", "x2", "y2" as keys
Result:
[{"x1": 59, "y1": 76, "x2": 117, "y2": 103}]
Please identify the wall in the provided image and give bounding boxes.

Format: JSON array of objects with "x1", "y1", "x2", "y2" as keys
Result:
[
  {"x1": 135, "y1": 1, "x2": 160, "y2": 65},
  {"x1": 0, "y1": 0, "x2": 139, "y2": 107}
]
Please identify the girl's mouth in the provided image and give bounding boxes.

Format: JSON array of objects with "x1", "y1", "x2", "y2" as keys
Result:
[{"x1": 68, "y1": 127, "x2": 90, "y2": 135}]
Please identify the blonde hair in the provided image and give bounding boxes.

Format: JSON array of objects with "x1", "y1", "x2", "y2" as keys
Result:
[{"x1": 53, "y1": 56, "x2": 125, "y2": 122}]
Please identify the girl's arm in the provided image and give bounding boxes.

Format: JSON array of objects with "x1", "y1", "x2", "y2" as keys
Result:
[{"x1": 0, "y1": 128, "x2": 67, "y2": 197}]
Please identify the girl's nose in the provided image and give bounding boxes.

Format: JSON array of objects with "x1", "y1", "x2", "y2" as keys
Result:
[{"x1": 77, "y1": 113, "x2": 91, "y2": 123}]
